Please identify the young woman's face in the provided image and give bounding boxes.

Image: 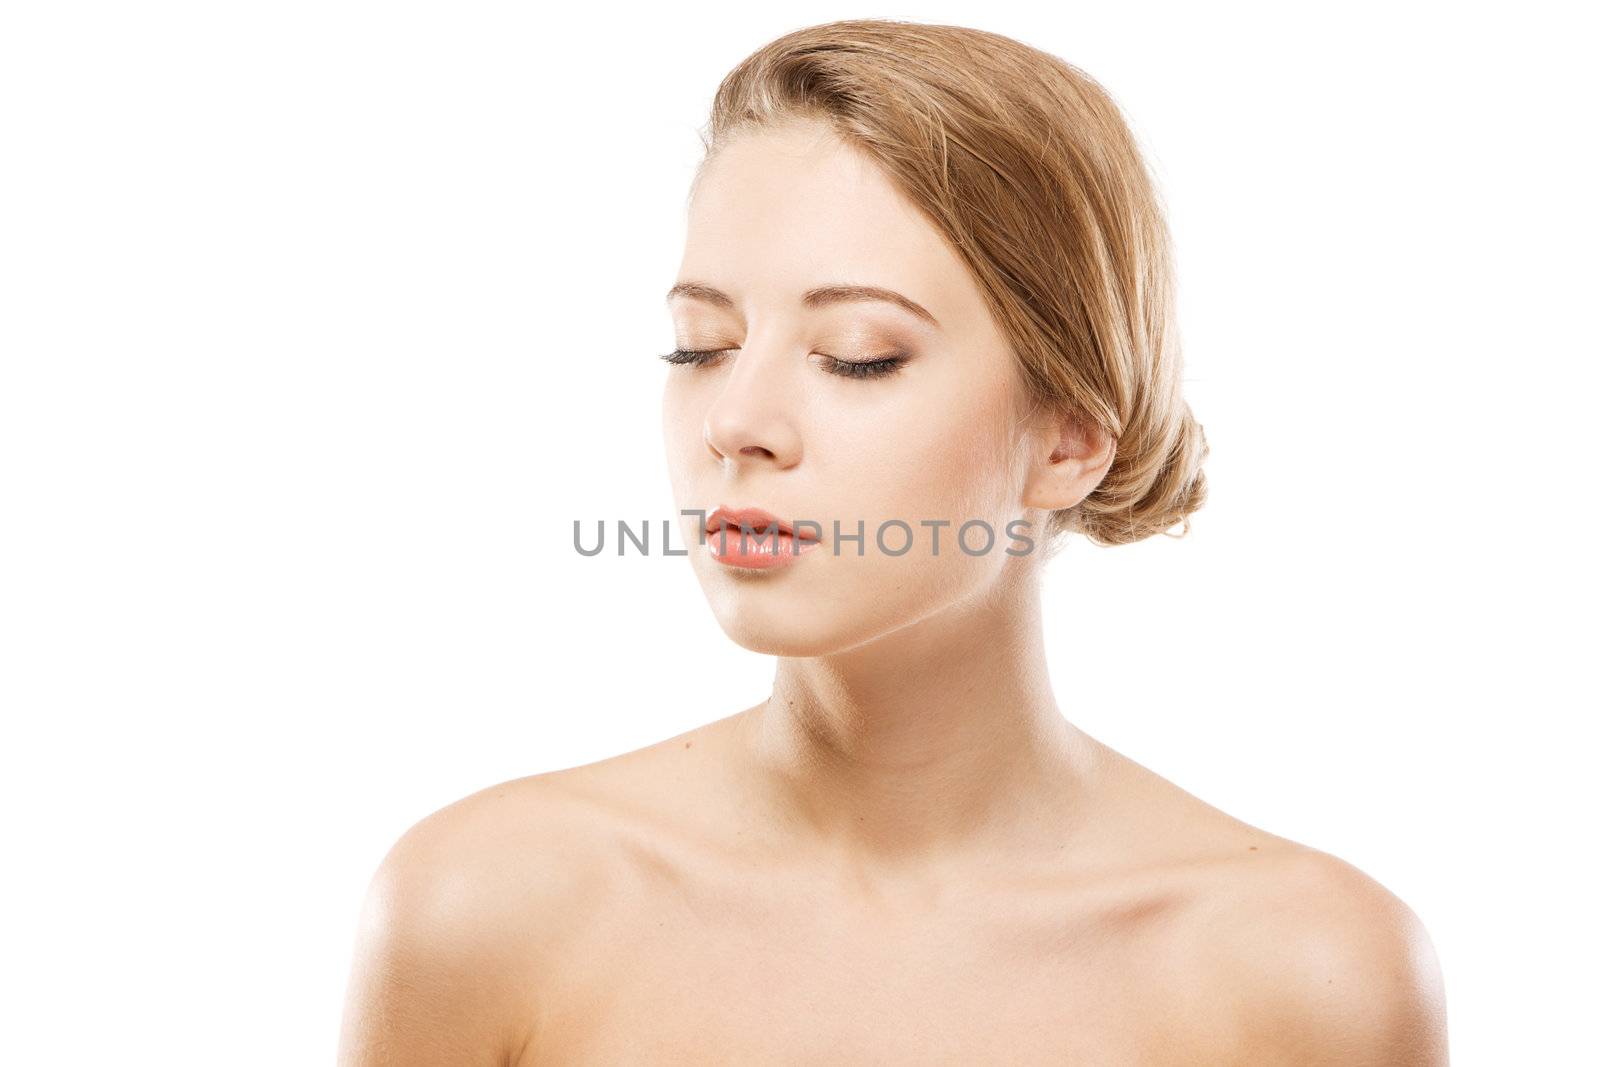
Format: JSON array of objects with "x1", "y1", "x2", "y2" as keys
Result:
[{"x1": 663, "y1": 117, "x2": 1045, "y2": 656}]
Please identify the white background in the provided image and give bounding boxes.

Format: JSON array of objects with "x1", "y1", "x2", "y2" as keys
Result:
[{"x1": 2, "y1": 2, "x2": 1594, "y2": 1062}]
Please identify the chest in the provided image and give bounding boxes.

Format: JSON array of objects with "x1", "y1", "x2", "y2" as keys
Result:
[{"x1": 520, "y1": 883, "x2": 1237, "y2": 1064}]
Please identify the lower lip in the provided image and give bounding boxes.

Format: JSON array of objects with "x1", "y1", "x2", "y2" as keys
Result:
[{"x1": 705, "y1": 528, "x2": 823, "y2": 569}]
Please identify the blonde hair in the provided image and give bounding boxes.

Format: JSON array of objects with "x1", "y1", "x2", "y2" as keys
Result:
[{"x1": 695, "y1": 18, "x2": 1208, "y2": 547}]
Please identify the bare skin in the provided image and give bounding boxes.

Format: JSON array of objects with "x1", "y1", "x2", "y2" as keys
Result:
[
  {"x1": 338, "y1": 116, "x2": 1447, "y2": 1063},
  {"x1": 339, "y1": 694, "x2": 1446, "y2": 1064}
]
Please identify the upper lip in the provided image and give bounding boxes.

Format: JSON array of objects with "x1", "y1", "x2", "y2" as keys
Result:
[{"x1": 705, "y1": 505, "x2": 819, "y2": 541}]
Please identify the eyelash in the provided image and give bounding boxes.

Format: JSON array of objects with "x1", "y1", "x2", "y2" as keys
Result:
[{"x1": 659, "y1": 348, "x2": 906, "y2": 380}]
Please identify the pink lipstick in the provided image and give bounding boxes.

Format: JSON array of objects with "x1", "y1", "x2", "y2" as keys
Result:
[{"x1": 703, "y1": 505, "x2": 822, "y2": 570}]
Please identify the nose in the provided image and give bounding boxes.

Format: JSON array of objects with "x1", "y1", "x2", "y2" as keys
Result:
[{"x1": 701, "y1": 343, "x2": 802, "y2": 469}]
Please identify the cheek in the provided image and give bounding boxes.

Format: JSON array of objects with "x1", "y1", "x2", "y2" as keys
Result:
[
  {"x1": 660, "y1": 384, "x2": 702, "y2": 480},
  {"x1": 822, "y1": 378, "x2": 1020, "y2": 639},
  {"x1": 852, "y1": 375, "x2": 1021, "y2": 524}
]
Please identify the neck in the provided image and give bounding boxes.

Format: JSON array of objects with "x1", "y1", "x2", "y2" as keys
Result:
[{"x1": 735, "y1": 564, "x2": 1092, "y2": 873}]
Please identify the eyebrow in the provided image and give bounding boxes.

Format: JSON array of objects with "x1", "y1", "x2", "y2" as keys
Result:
[{"x1": 665, "y1": 281, "x2": 940, "y2": 328}]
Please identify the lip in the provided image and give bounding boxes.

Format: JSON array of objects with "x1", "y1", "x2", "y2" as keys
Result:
[{"x1": 704, "y1": 505, "x2": 822, "y2": 570}]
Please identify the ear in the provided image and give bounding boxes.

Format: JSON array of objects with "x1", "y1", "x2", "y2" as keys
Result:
[{"x1": 1021, "y1": 405, "x2": 1116, "y2": 512}]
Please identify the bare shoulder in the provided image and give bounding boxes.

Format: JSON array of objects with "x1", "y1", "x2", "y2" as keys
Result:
[
  {"x1": 336, "y1": 770, "x2": 615, "y2": 1066},
  {"x1": 358, "y1": 770, "x2": 611, "y2": 939},
  {"x1": 336, "y1": 716, "x2": 736, "y2": 1066},
  {"x1": 1201, "y1": 842, "x2": 1449, "y2": 1065},
  {"x1": 1081, "y1": 740, "x2": 1448, "y2": 1063}
]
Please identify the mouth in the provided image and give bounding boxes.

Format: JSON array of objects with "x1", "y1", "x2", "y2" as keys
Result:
[{"x1": 702, "y1": 504, "x2": 822, "y2": 570}]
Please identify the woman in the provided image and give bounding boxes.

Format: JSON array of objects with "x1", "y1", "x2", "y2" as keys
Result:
[{"x1": 339, "y1": 19, "x2": 1447, "y2": 1064}]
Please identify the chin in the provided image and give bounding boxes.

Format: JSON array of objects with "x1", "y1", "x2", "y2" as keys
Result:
[
  {"x1": 705, "y1": 594, "x2": 858, "y2": 657},
  {"x1": 700, "y1": 570, "x2": 962, "y2": 658},
  {"x1": 719, "y1": 623, "x2": 835, "y2": 658}
]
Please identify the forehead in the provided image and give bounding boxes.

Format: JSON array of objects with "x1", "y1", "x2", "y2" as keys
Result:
[{"x1": 680, "y1": 120, "x2": 972, "y2": 321}]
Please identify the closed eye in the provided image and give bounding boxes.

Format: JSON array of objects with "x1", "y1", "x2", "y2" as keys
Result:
[
  {"x1": 820, "y1": 353, "x2": 906, "y2": 379},
  {"x1": 659, "y1": 347, "x2": 735, "y2": 366},
  {"x1": 658, "y1": 348, "x2": 907, "y2": 380}
]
